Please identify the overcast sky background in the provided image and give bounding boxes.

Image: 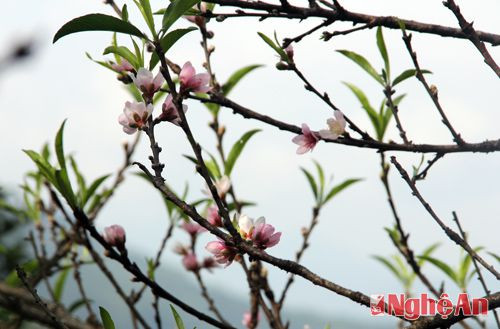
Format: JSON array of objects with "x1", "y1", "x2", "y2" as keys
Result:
[{"x1": 1, "y1": 0, "x2": 499, "y2": 327}]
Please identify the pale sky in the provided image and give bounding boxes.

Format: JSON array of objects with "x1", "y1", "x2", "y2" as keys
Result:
[{"x1": 1, "y1": 0, "x2": 499, "y2": 327}]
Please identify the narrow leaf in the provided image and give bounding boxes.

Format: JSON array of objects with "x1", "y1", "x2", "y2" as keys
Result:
[
  {"x1": 300, "y1": 168, "x2": 318, "y2": 200},
  {"x1": 99, "y1": 307, "x2": 116, "y2": 329},
  {"x1": 337, "y1": 50, "x2": 384, "y2": 85},
  {"x1": 162, "y1": 0, "x2": 201, "y2": 32},
  {"x1": 170, "y1": 305, "x2": 186, "y2": 329},
  {"x1": 224, "y1": 129, "x2": 261, "y2": 175},
  {"x1": 222, "y1": 64, "x2": 263, "y2": 96},
  {"x1": 323, "y1": 178, "x2": 362, "y2": 205},
  {"x1": 103, "y1": 46, "x2": 139, "y2": 69},
  {"x1": 343, "y1": 82, "x2": 381, "y2": 138},
  {"x1": 418, "y1": 255, "x2": 457, "y2": 283},
  {"x1": 149, "y1": 27, "x2": 197, "y2": 69},
  {"x1": 54, "y1": 268, "x2": 70, "y2": 302},
  {"x1": 53, "y1": 14, "x2": 145, "y2": 43},
  {"x1": 376, "y1": 26, "x2": 390, "y2": 80},
  {"x1": 257, "y1": 32, "x2": 287, "y2": 61},
  {"x1": 393, "y1": 69, "x2": 432, "y2": 87}
]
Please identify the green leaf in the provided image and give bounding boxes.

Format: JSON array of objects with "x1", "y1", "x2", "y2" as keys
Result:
[
  {"x1": 205, "y1": 152, "x2": 222, "y2": 179},
  {"x1": 134, "y1": 0, "x2": 156, "y2": 38},
  {"x1": 457, "y1": 247, "x2": 484, "y2": 288},
  {"x1": 149, "y1": 27, "x2": 197, "y2": 70},
  {"x1": 418, "y1": 255, "x2": 457, "y2": 283},
  {"x1": 122, "y1": 4, "x2": 129, "y2": 21},
  {"x1": 55, "y1": 120, "x2": 67, "y2": 171},
  {"x1": 84, "y1": 174, "x2": 110, "y2": 207},
  {"x1": 417, "y1": 242, "x2": 440, "y2": 267},
  {"x1": 322, "y1": 178, "x2": 362, "y2": 205},
  {"x1": 487, "y1": 251, "x2": 500, "y2": 264},
  {"x1": 224, "y1": 129, "x2": 261, "y2": 175},
  {"x1": 170, "y1": 305, "x2": 185, "y2": 329},
  {"x1": 54, "y1": 268, "x2": 70, "y2": 303},
  {"x1": 69, "y1": 298, "x2": 92, "y2": 313},
  {"x1": 376, "y1": 26, "x2": 390, "y2": 81},
  {"x1": 300, "y1": 168, "x2": 318, "y2": 201},
  {"x1": 86, "y1": 52, "x2": 114, "y2": 71},
  {"x1": 337, "y1": 50, "x2": 384, "y2": 85},
  {"x1": 69, "y1": 156, "x2": 86, "y2": 205},
  {"x1": 257, "y1": 32, "x2": 287, "y2": 61},
  {"x1": 162, "y1": 0, "x2": 201, "y2": 32},
  {"x1": 372, "y1": 255, "x2": 403, "y2": 282},
  {"x1": 343, "y1": 82, "x2": 382, "y2": 139},
  {"x1": 312, "y1": 160, "x2": 325, "y2": 200},
  {"x1": 392, "y1": 69, "x2": 432, "y2": 87},
  {"x1": 53, "y1": 14, "x2": 145, "y2": 43},
  {"x1": 103, "y1": 46, "x2": 139, "y2": 69},
  {"x1": 99, "y1": 307, "x2": 116, "y2": 329},
  {"x1": 222, "y1": 64, "x2": 263, "y2": 96},
  {"x1": 6, "y1": 260, "x2": 38, "y2": 287}
]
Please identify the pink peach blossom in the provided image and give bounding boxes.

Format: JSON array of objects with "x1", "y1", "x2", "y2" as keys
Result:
[
  {"x1": 181, "y1": 222, "x2": 207, "y2": 236},
  {"x1": 205, "y1": 240, "x2": 237, "y2": 266},
  {"x1": 132, "y1": 68, "x2": 164, "y2": 99},
  {"x1": 207, "y1": 205, "x2": 223, "y2": 227},
  {"x1": 182, "y1": 252, "x2": 199, "y2": 271},
  {"x1": 179, "y1": 61, "x2": 211, "y2": 93},
  {"x1": 292, "y1": 123, "x2": 319, "y2": 154},
  {"x1": 242, "y1": 311, "x2": 260, "y2": 328},
  {"x1": 103, "y1": 225, "x2": 126, "y2": 250},
  {"x1": 252, "y1": 219, "x2": 281, "y2": 249},
  {"x1": 118, "y1": 101, "x2": 153, "y2": 134},
  {"x1": 159, "y1": 94, "x2": 187, "y2": 125},
  {"x1": 285, "y1": 44, "x2": 294, "y2": 62},
  {"x1": 319, "y1": 111, "x2": 346, "y2": 140}
]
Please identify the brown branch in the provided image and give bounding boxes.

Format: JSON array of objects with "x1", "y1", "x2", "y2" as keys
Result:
[
  {"x1": 203, "y1": 0, "x2": 500, "y2": 44},
  {"x1": 15, "y1": 266, "x2": 69, "y2": 329},
  {"x1": 401, "y1": 28, "x2": 465, "y2": 145},
  {"x1": 282, "y1": 19, "x2": 334, "y2": 47},
  {"x1": 390, "y1": 156, "x2": 500, "y2": 280},
  {"x1": 0, "y1": 283, "x2": 101, "y2": 329},
  {"x1": 403, "y1": 292, "x2": 500, "y2": 329},
  {"x1": 452, "y1": 212, "x2": 500, "y2": 329},
  {"x1": 384, "y1": 86, "x2": 410, "y2": 144},
  {"x1": 193, "y1": 271, "x2": 230, "y2": 325},
  {"x1": 412, "y1": 153, "x2": 444, "y2": 183},
  {"x1": 379, "y1": 153, "x2": 440, "y2": 297},
  {"x1": 443, "y1": 0, "x2": 500, "y2": 77},
  {"x1": 191, "y1": 93, "x2": 500, "y2": 154}
]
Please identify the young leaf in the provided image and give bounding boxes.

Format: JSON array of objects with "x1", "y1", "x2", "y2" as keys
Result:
[
  {"x1": 162, "y1": 0, "x2": 201, "y2": 32},
  {"x1": 122, "y1": 4, "x2": 129, "y2": 21},
  {"x1": 337, "y1": 50, "x2": 384, "y2": 85},
  {"x1": 149, "y1": 27, "x2": 197, "y2": 70},
  {"x1": 205, "y1": 152, "x2": 222, "y2": 179},
  {"x1": 83, "y1": 174, "x2": 110, "y2": 207},
  {"x1": 257, "y1": 32, "x2": 287, "y2": 61},
  {"x1": 372, "y1": 255, "x2": 403, "y2": 282},
  {"x1": 417, "y1": 242, "x2": 440, "y2": 267},
  {"x1": 55, "y1": 120, "x2": 68, "y2": 171},
  {"x1": 69, "y1": 298, "x2": 92, "y2": 313},
  {"x1": 312, "y1": 160, "x2": 325, "y2": 199},
  {"x1": 53, "y1": 14, "x2": 145, "y2": 43},
  {"x1": 376, "y1": 26, "x2": 390, "y2": 80},
  {"x1": 300, "y1": 168, "x2": 318, "y2": 201},
  {"x1": 134, "y1": 0, "x2": 156, "y2": 38},
  {"x1": 103, "y1": 46, "x2": 139, "y2": 69},
  {"x1": 322, "y1": 178, "x2": 362, "y2": 205},
  {"x1": 222, "y1": 64, "x2": 263, "y2": 96},
  {"x1": 487, "y1": 251, "x2": 500, "y2": 264},
  {"x1": 170, "y1": 305, "x2": 186, "y2": 329},
  {"x1": 392, "y1": 69, "x2": 432, "y2": 87},
  {"x1": 54, "y1": 268, "x2": 70, "y2": 302},
  {"x1": 418, "y1": 255, "x2": 457, "y2": 283},
  {"x1": 99, "y1": 307, "x2": 116, "y2": 329},
  {"x1": 343, "y1": 82, "x2": 381, "y2": 138},
  {"x1": 224, "y1": 129, "x2": 261, "y2": 175}
]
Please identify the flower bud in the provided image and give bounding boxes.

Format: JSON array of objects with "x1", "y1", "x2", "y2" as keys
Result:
[
  {"x1": 103, "y1": 225, "x2": 126, "y2": 251},
  {"x1": 182, "y1": 252, "x2": 199, "y2": 271}
]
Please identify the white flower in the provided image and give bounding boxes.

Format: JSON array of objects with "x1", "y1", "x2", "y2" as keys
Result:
[
  {"x1": 132, "y1": 68, "x2": 164, "y2": 99},
  {"x1": 118, "y1": 101, "x2": 153, "y2": 134},
  {"x1": 319, "y1": 111, "x2": 346, "y2": 140}
]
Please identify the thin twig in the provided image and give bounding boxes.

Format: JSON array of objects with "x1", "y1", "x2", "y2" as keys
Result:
[
  {"x1": 401, "y1": 29, "x2": 465, "y2": 145},
  {"x1": 452, "y1": 212, "x2": 500, "y2": 329},
  {"x1": 443, "y1": 0, "x2": 500, "y2": 77},
  {"x1": 390, "y1": 156, "x2": 500, "y2": 280},
  {"x1": 16, "y1": 266, "x2": 69, "y2": 329}
]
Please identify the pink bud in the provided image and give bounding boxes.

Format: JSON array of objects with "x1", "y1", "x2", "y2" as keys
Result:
[
  {"x1": 207, "y1": 206, "x2": 223, "y2": 227},
  {"x1": 182, "y1": 252, "x2": 199, "y2": 271},
  {"x1": 132, "y1": 68, "x2": 164, "y2": 100},
  {"x1": 103, "y1": 225, "x2": 126, "y2": 250},
  {"x1": 205, "y1": 240, "x2": 237, "y2": 266},
  {"x1": 181, "y1": 222, "x2": 207, "y2": 236},
  {"x1": 159, "y1": 94, "x2": 187, "y2": 126},
  {"x1": 111, "y1": 59, "x2": 134, "y2": 72},
  {"x1": 201, "y1": 257, "x2": 218, "y2": 271},
  {"x1": 242, "y1": 311, "x2": 259, "y2": 328},
  {"x1": 285, "y1": 44, "x2": 294, "y2": 62}
]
